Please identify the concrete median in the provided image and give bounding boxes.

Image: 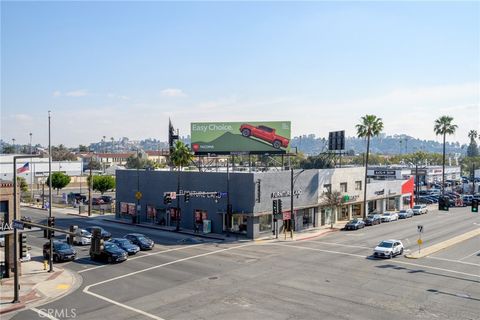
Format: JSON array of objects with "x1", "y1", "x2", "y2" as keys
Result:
[{"x1": 405, "y1": 228, "x2": 480, "y2": 259}]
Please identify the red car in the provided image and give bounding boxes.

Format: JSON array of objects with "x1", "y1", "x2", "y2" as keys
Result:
[{"x1": 239, "y1": 124, "x2": 289, "y2": 149}]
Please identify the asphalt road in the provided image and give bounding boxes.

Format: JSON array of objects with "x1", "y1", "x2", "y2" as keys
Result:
[{"x1": 8, "y1": 206, "x2": 480, "y2": 320}]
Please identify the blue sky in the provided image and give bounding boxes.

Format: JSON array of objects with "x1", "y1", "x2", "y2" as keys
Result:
[{"x1": 1, "y1": 1, "x2": 479, "y2": 147}]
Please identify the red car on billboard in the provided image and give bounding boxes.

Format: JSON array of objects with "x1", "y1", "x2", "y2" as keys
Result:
[{"x1": 239, "y1": 124, "x2": 289, "y2": 149}]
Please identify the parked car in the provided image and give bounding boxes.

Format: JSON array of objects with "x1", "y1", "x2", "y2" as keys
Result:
[
  {"x1": 91, "y1": 198, "x2": 105, "y2": 205},
  {"x1": 71, "y1": 193, "x2": 87, "y2": 202},
  {"x1": 239, "y1": 123, "x2": 289, "y2": 149},
  {"x1": 364, "y1": 214, "x2": 382, "y2": 226},
  {"x1": 412, "y1": 204, "x2": 427, "y2": 215},
  {"x1": 100, "y1": 195, "x2": 113, "y2": 203},
  {"x1": 90, "y1": 241, "x2": 127, "y2": 263},
  {"x1": 381, "y1": 212, "x2": 399, "y2": 222},
  {"x1": 344, "y1": 218, "x2": 365, "y2": 230},
  {"x1": 462, "y1": 195, "x2": 473, "y2": 206},
  {"x1": 85, "y1": 226, "x2": 111, "y2": 240},
  {"x1": 43, "y1": 241, "x2": 77, "y2": 262},
  {"x1": 398, "y1": 209, "x2": 414, "y2": 219},
  {"x1": 72, "y1": 229, "x2": 92, "y2": 245},
  {"x1": 373, "y1": 240, "x2": 404, "y2": 259},
  {"x1": 110, "y1": 238, "x2": 140, "y2": 255},
  {"x1": 124, "y1": 233, "x2": 155, "y2": 250}
]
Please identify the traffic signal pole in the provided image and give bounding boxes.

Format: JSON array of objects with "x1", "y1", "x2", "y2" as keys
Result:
[{"x1": 48, "y1": 111, "x2": 53, "y2": 273}]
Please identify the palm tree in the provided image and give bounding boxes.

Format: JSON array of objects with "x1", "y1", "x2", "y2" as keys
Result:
[
  {"x1": 356, "y1": 115, "x2": 384, "y2": 218},
  {"x1": 468, "y1": 130, "x2": 477, "y2": 141},
  {"x1": 434, "y1": 116, "x2": 457, "y2": 195},
  {"x1": 170, "y1": 141, "x2": 194, "y2": 231}
]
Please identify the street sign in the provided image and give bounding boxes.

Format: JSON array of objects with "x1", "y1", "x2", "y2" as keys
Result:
[
  {"x1": 411, "y1": 169, "x2": 427, "y2": 176},
  {"x1": 417, "y1": 239, "x2": 423, "y2": 245},
  {"x1": 170, "y1": 192, "x2": 177, "y2": 200},
  {"x1": 283, "y1": 211, "x2": 291, "y2": 220},
  {"x1": 135, "y1": 191, "x2": 142, "y2": 200},
  {"x1": 12, "y1": 220, "x2": 24, "y2": 230},
  {"x1": 417, "y1": 225, "x2": 423, "y2": 233}
]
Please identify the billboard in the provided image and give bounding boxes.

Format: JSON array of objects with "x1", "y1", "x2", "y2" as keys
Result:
[{"x1": 191, "y1": 121, "x2": 291, "y2": 154}]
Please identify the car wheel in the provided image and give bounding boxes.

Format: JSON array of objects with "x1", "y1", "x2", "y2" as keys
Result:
[
  {"x1": 272, "y1": 140, "x2": 282, "y2": 149},
  {"x1": 53, "y1": 255, "x2": 59, "y2": 263},
  {"x1": 400, "y1": 248, "x2": 404, "y2": 255},
  {"x1": 241, "y1": 129, "x2": 251, "y2": 137},
  {"x1": 107, "y1": 256, "x2": 113, "y2": 264},
  {"x1": 389, "y1": 253, "x2": 393, "y2": 259}
]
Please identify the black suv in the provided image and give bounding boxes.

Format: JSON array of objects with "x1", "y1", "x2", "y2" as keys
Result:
[
  {"x1": 43, "y1": 241, "x2": 76, "y2": 262},
  {"x1": 124, "y1": 233, "x2": 154, "y2": 250},
  {"x1": 90, "y1": 242, "x2": 127, "y2": 263},
  {"x1": 85, "y1": 226, "x2": 111, "y2": 240}
]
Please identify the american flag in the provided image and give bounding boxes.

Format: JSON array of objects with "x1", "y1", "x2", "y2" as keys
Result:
[{"x1": 17, "y1": 162, "x2": 29, "y2": 174}]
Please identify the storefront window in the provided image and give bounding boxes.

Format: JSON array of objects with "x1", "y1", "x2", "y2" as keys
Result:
[
  {"x1": 302, "y1": 208, "x2": 314, "y2": 228},
  {"x1": 231, "y1": 214, "x2": 248, "y2": 234},
  {"x1": 352, "y1": 204, "x2": 362, "y2": 218},
  {"x1": 387, "y1": 197, "x2": 397, "y2": 211},
  {"x1": 340, "y1": 206, "x2": 349, "y2": 220},
  {"x1": 259, "y1": 214, "x2": 272, "y2": 232}
]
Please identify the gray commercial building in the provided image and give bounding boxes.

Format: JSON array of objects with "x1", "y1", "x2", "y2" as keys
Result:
[{"x1": 116, "y1": 167, "x2": 414, "y2": 239}]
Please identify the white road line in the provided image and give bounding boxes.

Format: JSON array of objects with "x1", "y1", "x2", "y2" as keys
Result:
[
  {"x1": 273, "y1": 243, "x2": 366, "y2": 258},
  {"x1": 31, "y1": 307, "x2": 60, "y2": 320},
  {"x1": 301, "y1": 240, "x2": 371, "y2": 249},
  {"x1": 426, "y1": 256, "x2": 480, "y2": 267},
  {"x1": 271, "y1": 243, "x2": 480, "y2": 279},
  {"x1": 78, "y1": 244, "x2": 204, "y2": 274},
  {"x1": 83, "y1": 243, "x2": 254, "y2": 320},
  {"x1": 459, "y1": 249, "x2": 480, "y2": 261}
]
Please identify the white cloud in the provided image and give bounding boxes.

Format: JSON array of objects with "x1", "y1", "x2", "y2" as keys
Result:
[
  {"x1": 65, "y1": 89, "x2": 89, "y2": 97},
  {"x1": 160, "y1": 88, "x2": 186, "y2": 97},
  {"x1": 52, "y1": 90, "x2": 62, "y2": 97}
]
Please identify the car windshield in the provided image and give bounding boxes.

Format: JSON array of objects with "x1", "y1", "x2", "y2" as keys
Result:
[
  {"x1": 54, "y1": 243, "x2": 70, "y2": 250},
  {"x1": 367, "y1": 215, "x2": 376, "y2": 219},
  {"x1": 399, "y1": 210, "x2": 406, "y2": 213},
  {"x1": 105, "y1": 243, "x2": 119, "y2": 250},
  {"x1": 378, "y1": 242, "x2": 394, "y2": 248},
  {"x1": 115, "y1": 239, "x2": 130, "y2": 246},
  {"x1": 137, "y1": 236, "x2": 148, "y2": 242},
  {"x1": 413, "y1": 206, "x2": 421, "y2": 209},
  {"x1": 383, "y1": 213, "x2": 391, "y2": 216}
]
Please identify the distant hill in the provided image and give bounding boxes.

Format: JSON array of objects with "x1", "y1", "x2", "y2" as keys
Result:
[{"x1": 291, "y1": 134, "x2": 467, "y2": 156}]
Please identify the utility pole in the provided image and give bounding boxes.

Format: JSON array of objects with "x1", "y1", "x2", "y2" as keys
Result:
[
  {"x1": 12, "y1": 138, "x2": 16, "y2": 153},
  {"x1": 290, "y1": 168, "x2": 294, "y2": 239},
  {"x1": 473, "y1": 163, "x2": 476, "y2": 195},
  {"x1": 226, "y1": 159, "x2": 230, "y2": 237},
  {"x1": 48, "y1": 111, "x2": 53, "y2": 272},
  {"x1": 136, "y1": 149, "x2": 140, "y2": 224},
  {"x1": 176, "y1": 165, "x2": 180, "y2": 231},
  {"x1": 29, "y1": 133, "x2": 33, "y2": 204},
  {"x1": 88, "y1": 153, "x2": 93, "y2": 217}
]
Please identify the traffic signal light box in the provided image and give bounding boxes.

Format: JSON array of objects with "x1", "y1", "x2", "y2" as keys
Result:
[{"x1": 472, "y1": 199, "x2": 479, "y2": 213}]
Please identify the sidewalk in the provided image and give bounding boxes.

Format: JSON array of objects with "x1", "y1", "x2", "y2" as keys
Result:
[
  {"x1": 0, "y1": 257, "x2": 81, "y2": 317},
  {"x1": 103, "y1": 215, "x2": 347, "y2": 243},
  {"x1": 21, "y1": 202, "x2": 114, "y2": 218}
]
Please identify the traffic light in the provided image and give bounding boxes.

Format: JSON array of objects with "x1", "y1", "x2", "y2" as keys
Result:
[
  {"x1": 472, "y1": 199, "x2": 479, "y2": 213},
  {"x1": 439, "y1": 196, "x2": 449, "y2": 211},
  {"x1": 68, "y1": 225, "x2": 78, "y2": 245},
  {"x1": 273, "y1": 200, "x2": 278, "y2": 215},
  {"x1": 164, "y1": 193, "x2": 171, "y2": 205},
  {"x1": 278, "y1": 199, "x2": 283, "y2": 214},
  {"x1": 21, "y1": 234, "x2": 28, "y2": 258},
  {"x1": 47, "y1": 217, "x2": 56, "y2": 238},
  {"x1": 184, "y1": 192, "x2": 190, "y2": 203}
]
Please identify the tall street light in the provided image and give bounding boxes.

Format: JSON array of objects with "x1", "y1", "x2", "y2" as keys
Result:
[
  {"x1": 12, "y1": 153, "x2": 46, "y2": 303},
  {"x1": 12, "y1": 138, "x2": 16, "y2": 153},
  {"x1": 48, "y1": 111, "x2": 53, "y2": 273},
  {"x1": 29, "y1": 133, "x2": 33, "y2": 204}
]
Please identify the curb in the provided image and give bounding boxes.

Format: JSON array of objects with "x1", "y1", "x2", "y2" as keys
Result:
[
  {"x1": 405, "y1": 228, "x2": 480, "y2": 259},
  {"x1": 296, "y1": 228, "x2": 339, "y2": 241},
  {"x1": 102, "y1": 218, "x2": 228, "y2": 241}
]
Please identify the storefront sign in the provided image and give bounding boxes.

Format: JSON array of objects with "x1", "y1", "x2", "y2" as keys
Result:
[
  {"x1": 374, "y1": 189, "x2": 385, "y2": 196},
  {"x1": 283, "y1": 211, "x2": 291, "y2": 220},
  {"x1": 128, "y1": 203, "x2": 136, "y2": 215},
  {"x1": 271, "y1": 189, "x2": 302, "y2": 199},
  {"x1": 342, "y1": 195, "x2": 359, "y2": 203},
  {"x1": 374, "y1": 170, "x2": 396, "y2": 176}
]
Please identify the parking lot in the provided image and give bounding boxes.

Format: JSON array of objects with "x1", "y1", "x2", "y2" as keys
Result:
[{"x1": 8, "y1": 205, "x2": 479, "y2": 320}]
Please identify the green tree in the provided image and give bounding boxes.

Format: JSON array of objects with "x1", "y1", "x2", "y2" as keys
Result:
[
  {"x1": 85, "y1": 159, "x2": 102, "y2": 170},
  {"x1": 87, "y1": 175, "x2": 115, "y2": 194},
  {"x1": 466, "y1": 130, "x2": 479, "y2": 157},
  {"x1": 52, "y1": 144, "x2": 77, "y2": 161},
  {"x1": 170, "y1": 141, "x2": 194, "y2": 170},
  {"x1": 125, "y1": 154, "x2": 158, "y2": 169},
  {"x1": 78, "y1": 145, "x2": 89, "y2": 152},
  {"x1": 356, "y1": 114, "x2": 384, "y2": 218},
  {"x1": 17, "y1": 176, "x2": 28, "y2": 192},
  {"x1": 2, "y1": 145, "x2": 15, "y2": 154},
  {"x1": 434, "y1": 116, "x2": 458, "y2": 193},
  {"x1": 46, "y1": 172, "x2": 71, "y2": 194}
]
